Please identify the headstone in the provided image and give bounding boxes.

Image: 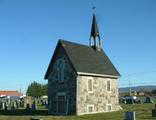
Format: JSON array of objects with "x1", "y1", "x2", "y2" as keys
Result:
[
  {"x1": 152, "y1": 104, "x2": 156, "y2": 117},
  {"x1": 45, "y1": 104, "x2": 48, "y2": 109},
  {"x1": 0, "y1": 101, "x2": 2, "y2": 110},
  {"x1": 16, "y1": 101, "x2": 19, "y2": 109},
  {"x1": 26, "y1": 104, "x2": 30, "y2": 110},
  {"x1": 30, "y1": 117, "x2": 43, "y2": 120},
  {"x1": 11, "y1": 102, "x2": 15, "y2": 110},
  {"x1": 21, "y1": 100, "x2": 24, "y2": 107},
  {"x1": 31, "y1": 104, "x2": 36, "y2": 110},
  {"x1": 4, "y1": 102, "x2": 7, "y2": 110},
  {"x1": 126, "y1": 98, "x2": 134, "y2": 104},
  {"x1": 24, "y1": 96, "x2": 32, "y2": 108},
  {"x1": 2, "y1": 102, "x2": 5, "y2": 110},
  {"x1": 125, "y1": 111, "x2": 136, "y2": 120},
  {"x1": 14, "y1": 101, "x2": 17, "y2": 109},
  {"x1": 152, "y1": 110, "x2": 156, "y2": 117},
  {"x1": 145, "y1": 96, "x2": 153, "y2": 103}
]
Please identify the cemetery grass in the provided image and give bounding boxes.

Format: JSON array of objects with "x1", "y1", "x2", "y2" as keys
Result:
[{"x1": 0, "y1": 103, "x2": 155, "y2": 120}]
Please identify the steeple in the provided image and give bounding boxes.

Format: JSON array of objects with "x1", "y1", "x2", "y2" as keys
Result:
[{"x1": 89, "y1": 13, "x2": 101, "y2": 50}]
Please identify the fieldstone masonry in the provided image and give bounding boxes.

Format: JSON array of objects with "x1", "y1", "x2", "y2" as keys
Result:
[
  {"x1": 48, "y1": 52, "x2": 77, "y2": 115},
  {"x1": 77, "y1": 76, "x2": 120, "y2": 115}
]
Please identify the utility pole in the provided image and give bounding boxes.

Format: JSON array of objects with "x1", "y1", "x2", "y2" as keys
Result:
[
  {"x1": 128, "y1": 75, "x2": 132, "y2": 96},
  {"x1": 20, "y1": 88, "x2": 22, "y2": 93}
]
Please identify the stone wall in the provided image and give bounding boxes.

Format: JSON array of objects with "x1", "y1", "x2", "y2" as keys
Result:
[
  {"x1": 48, "y1": 47, "x2": 77, "y2": 115},
  {"x1": 77, "y1": 75, "x2": 120, "y2": 115}
]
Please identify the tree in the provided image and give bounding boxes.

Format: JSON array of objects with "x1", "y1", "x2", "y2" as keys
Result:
[
  {"x1": 26, "y1": 81, "x2": 47, "y2": 97},
  {"x1": 152, "y1": 89, "x2": 156, "y2": 96},
  {"x1": 42, "y1": 84, "x2": 48, "y2": 96}
]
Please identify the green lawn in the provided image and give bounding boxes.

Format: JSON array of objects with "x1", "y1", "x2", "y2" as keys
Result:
[{"x1": 0, "y1": 104, "x2": 156, "y2": 120}]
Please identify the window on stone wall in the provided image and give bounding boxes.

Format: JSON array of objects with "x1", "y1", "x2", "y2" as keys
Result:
[
  {"x1": 107, "y1": 104, "x2": 112, "y2": 111},
  {"x1": 107, "y1": 80, "x2": 111, "y2": 92},
  {"x1": 87, "y1": 105, "x2": 94, "y2": 113},
  {"x1": 57, "y1": 58, "x2": 65, "y2": 82},
  {"x1": 87, "y1": 77, "x2": 93, "y2": 93}
]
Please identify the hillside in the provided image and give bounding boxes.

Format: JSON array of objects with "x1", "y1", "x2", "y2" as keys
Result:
[{"x1": 119, "y1": 85, "x2": 156, "y2": 93}]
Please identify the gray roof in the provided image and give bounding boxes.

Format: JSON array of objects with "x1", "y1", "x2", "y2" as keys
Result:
[{"x1": 45, "y1": 40, "x2": 120, "y2": 79}]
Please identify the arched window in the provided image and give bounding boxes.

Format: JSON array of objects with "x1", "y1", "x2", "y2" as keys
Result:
[{"x1": 57, "y1": 58, "x2": 65, "y2": 82}]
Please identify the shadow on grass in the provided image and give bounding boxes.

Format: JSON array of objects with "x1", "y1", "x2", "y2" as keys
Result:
[{"x1": 0, "y1": 109, "x2": 49, "y2": 116}]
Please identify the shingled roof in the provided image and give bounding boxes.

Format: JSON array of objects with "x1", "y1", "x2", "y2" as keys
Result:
[
  {"x1": 45, "y1": 40, "x2": 120, "y2": 79},
  {"x1": 0, "y1": 91, "x2": 23, "y2": 97}
]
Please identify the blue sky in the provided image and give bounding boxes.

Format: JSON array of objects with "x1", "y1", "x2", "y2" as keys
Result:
[{"x1": 0, "y1": 0, "x2": 156, "y2": 93}]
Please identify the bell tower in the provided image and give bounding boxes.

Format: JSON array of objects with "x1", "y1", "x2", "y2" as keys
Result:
[{"x1": 89, "y1": 13, "x2": 102, "y2": 51}]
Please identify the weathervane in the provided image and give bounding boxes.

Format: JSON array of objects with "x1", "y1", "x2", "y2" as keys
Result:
[{"x1": 92, "y1": 6, "x2": 96, "y2": 12}]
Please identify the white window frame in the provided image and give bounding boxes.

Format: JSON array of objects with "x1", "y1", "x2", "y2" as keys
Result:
[
  {"x1": 87, "y1": 77, "x2": 93, "y2": 93},
  {"x1": 87, "y1": 104, "x2": 94, "y2": 113},
  {"x1": 106, "y1": 79, "x2": 111, "y2": 93},
  {"x1": 57, "y1": 58, "x2": 65, "y2": 82},
  {"x1": 107, "y1": 104, "x2": 112, "y2": 112}
]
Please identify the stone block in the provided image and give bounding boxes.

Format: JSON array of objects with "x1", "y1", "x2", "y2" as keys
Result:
[
  {"x1": 30, "y1": 117, "x2": 43, "y2": 120},
  {"x1": 125, "y1": 111, "x2": 135, "y2": 120},
  {"x1": 31, "y1": 104, "x2": 36, "y2": 110},
  {"x1": 152, "y1": 109, "x2": 156, "y2": 117}
]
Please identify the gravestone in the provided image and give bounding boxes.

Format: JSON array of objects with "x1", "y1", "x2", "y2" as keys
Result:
[
  {"x1": 125, "y1": 111, "x2": 136, "y2": 120},
  {"x1": 45, "y1": 104, "x2": 48, "y2": 109},
  {"x1": 26, "y1": 104, "x2": 30, "y2": 110},
  {"x1": 0, "y1": 101, "x2": 2, "y2": 110},
  {"x1": 16, "y1": 101, "x2": 19, "y2": 109},
  {"x1": 30, "y1": 117, "x2": 43, "y2": 120},
  {"x1": 126, "y1": 98, "x2": 134, "y2": 104},
  {"x1": 2, "y1": 102, "x2": 5, "y2": 110},
  {"x1": 11, "y1": 102, "x2": 15, "y2": 110},
  {"x1": 24, "y1": 96, "x2": 32, "y2": 109},
  {"x1": 152, "y1": 104, "x2": 156, "y2": 117},
  {"x1": 31, "y1": 104, "x2": 36, "y2": 110},
  {"x1": 4, "y1": 102, "x2": 7, "y2": 110},
  {"x1": 145, "y1": 96, "x2": 153, "y2": 103},
  {"x1": 20, "y1": 100, "x2": 24, "y2": 107}
]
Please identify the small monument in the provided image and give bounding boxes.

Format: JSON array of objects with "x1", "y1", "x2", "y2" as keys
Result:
[
  {"x1": 24, "y1": 96, "x2": 32, "y2": 110},
  {"x1": 125, "y1": 111, "x2": 136, "y2": 120},
  {"x1": 152, "y1": 104, "x2": 156, "y2": 117},
  {"x1": 0, "y1": 101, "x2": 2, "y2": 110},
  {"x1": 31, "y1": 101, "x2": 36, "y2": 110},
  {"x1": 126, "y1": 98, "x2": 134, "y2": 104},
  {"x1": 144, "y1": 96, "x2": 153, "y2": 103},
  {"x1": 4, "y1": 102, "x2": 8, "y2": 110},
  {"x1": 2, "y1": 102, "x2": 5, "y2": 110},
  {"x1": 11, "y1": 102, "x2": 15, "y2": 110}
]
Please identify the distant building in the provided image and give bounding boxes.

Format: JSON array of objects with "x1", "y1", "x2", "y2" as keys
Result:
[
  {"x1": 44, "y1": 14, "x2": 121, "y2": 115},
  {"x1": 138, "y1": 89, "x2": 145, "y2": 96},
  {"x1": 0, "y1": 91, "x2": 23, "y2": 98}
]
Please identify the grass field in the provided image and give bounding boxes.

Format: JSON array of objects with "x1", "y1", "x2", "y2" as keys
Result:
[{"x1": 0, "y1": 104, "x2": 156, "y2": 120}]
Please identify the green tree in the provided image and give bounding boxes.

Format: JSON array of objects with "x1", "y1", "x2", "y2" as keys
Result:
[
  {"x1": 41, "y1": 84, "x2": 48, "y2": 96},
  {"x1": 152, "y1": 89, "x2": 156, "y2": 96},
  {"x1": 26, "y1": 81, "x2": 44, "y2": 97}
]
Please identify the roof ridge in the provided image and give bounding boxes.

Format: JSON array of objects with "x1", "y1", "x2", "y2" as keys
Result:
[{"x1": 59, "y1": 39, "x2": 90, "y2": 48}]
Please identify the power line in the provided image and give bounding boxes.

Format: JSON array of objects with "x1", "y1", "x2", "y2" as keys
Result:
[
  {"x1": 122, "y1": 70, "x2": 156, "y2": 77},
  {"x1": 119, "y1": 82, "x2": 156, "y2": 87}
]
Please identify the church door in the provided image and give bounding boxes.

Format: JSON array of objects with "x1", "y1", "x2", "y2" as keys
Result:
[{"x1": 57, "y1": 95, "x2": 66, "y2": 114}]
